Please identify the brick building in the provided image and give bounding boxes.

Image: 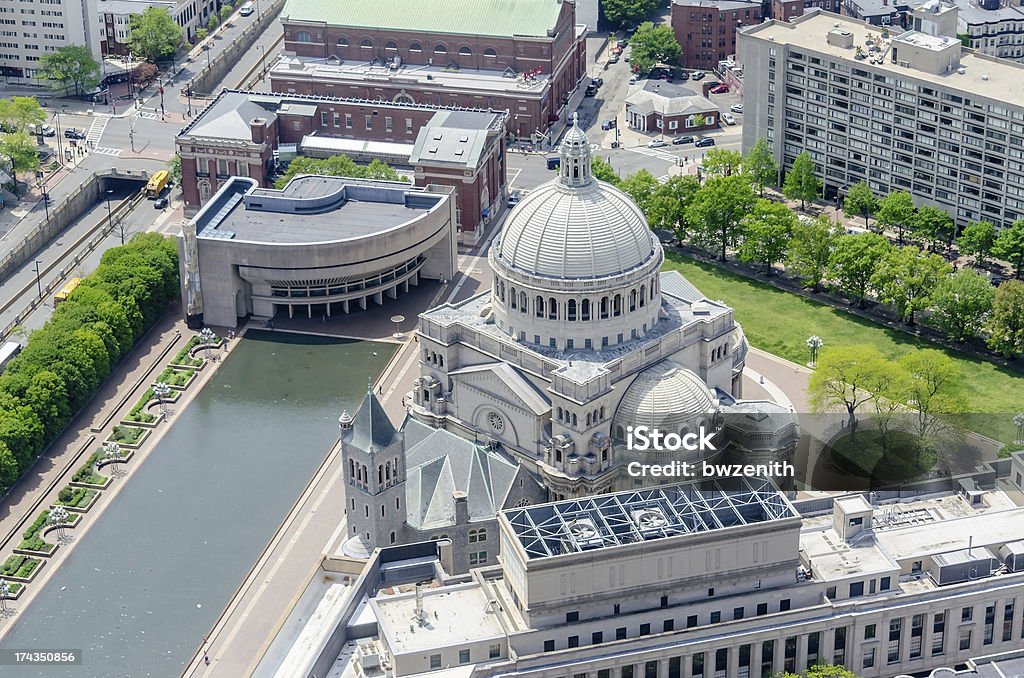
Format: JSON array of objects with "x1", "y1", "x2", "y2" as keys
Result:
[
  {"x1": 671, "y1": 0, "x2": 763, "y2": 70},
  {"x1": 770, "y1": 0, "x2": 842, "y2": 22},
  {"x1": 272, "y1": 0, "x2": 587, "y2": 141},
  {"x1": 175, "y1": 90, "x2": 508, "y2": 244},
  {"x1": 624, "y1": 81, "x2": 720, "y2": 134}
]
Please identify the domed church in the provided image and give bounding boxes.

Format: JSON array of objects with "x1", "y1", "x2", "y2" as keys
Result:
[{"x1": 339, "y1": 119, "x2": 796, "y2": 570}]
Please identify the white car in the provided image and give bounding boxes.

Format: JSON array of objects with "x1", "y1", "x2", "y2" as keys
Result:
[
  {"x1": 648, "y1": 138, "x2": 667, "y2": 148},
  {"x1": 629, "y1": 75, "x2": 638, "y2": 85},
  {"x1": 730, "y1": 103, "x2": 743, "y2": 113},
  {"x1": 723, "y1": 113, "x2": 736, "y2": 125}
]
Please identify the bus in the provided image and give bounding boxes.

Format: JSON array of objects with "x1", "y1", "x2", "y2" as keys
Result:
[
  {"x1": 146, "y1": 170, "x2": 170, "y2": 199},
  {"x1": 54, "y1": 277, "x2": 82, "y2": 306},
  {"x1": 0, "y1": 341, "x2": 21, "y2": 373}
]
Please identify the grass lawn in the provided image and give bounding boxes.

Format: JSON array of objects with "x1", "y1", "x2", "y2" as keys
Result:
[
  {"x1": 108, "y1": 425, "x2": 145, "y2": 445},
  {"x1": 663, "y1": 253, "x2": 1024, "y2": 442},
  {"x1": 155, "y1": 366, "x2": 195, "y2": 388},
  {"x1": 1, "y1": 554, "x2": 41, "y2": 579}
]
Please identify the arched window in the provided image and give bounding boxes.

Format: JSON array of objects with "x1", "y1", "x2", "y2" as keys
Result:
[
  {"x1": 385, "y1": 463, "x2": 391, "y2": 480},
  {"x1": 348, "y1": 459, "x2": 355, "y2": 478},
  {"x1": 586, "y1": 412, "x2": 591, "y2": 426},
  {"x1": 581, "y1": 299, "x2": 591, "y2": 321},
  {"x1": 600, "y1": 296, "x2": 609, "y2": 319},
  {"x1": 548, "y1": 297, "x2": 557, "y2": 320},
  {"x1": 484, "y1": 47, "x2": 497, "y2": 57},
  {"x1": 390, "y1": 531, "x2": 396, "y2": 544},
  {"x1": 385, "y1": 40, "x2": 397, "y2": 51},
  {"x1": 498, "y1": 281, "x2": 505, "y2": 302},
  {"x1": 469, "y1": 528, "x2": 487, "y2": 543},
  {"x1": 459, "y1": 46, "x2": 472, "y2": 56},
  {"x1": 294, "y1": 31, "x2": 314, "y2": 43},
  {"x1": 409, "y1": 42, "x2": 422, "y2": 52},
  {"x1": 650, "y1": 280, "x2": 656, "y2": 299},
  {"x1": 510, "y1": 286, "x2": 517, "y2": 309},
  {"x1": 629, "y1": 289, "x2": 638, "y2": 312},
  {"x1": 615, "y1": 425, "x2": 625, "y2": 439},
  {"x1": 519, "y1": 291, "x2": 527, "y2": 313},
  {"x1": 336, "y1": 36, "x2": 349, "y2": 47},
  {"x1": 360, "y1": 38, "x2": 373, "y2": 49},
  {"x1": 434, "y1": 44, "x2": 447, "y2": 55},
  {"x1": 600, "y1": 406, "x2": 605, "y2": 419},
  {"x1": 557, "y1": 406, "x2": 563, "y2": 421},
  {"x1": 378, "y1": 465, "x2": 383, "y2": 484},
  {"x1": 572, "y1": 413, "x2": 578, "y2": 427},
  {"x1": 536, "y1": 295, "x2": 544, "y2": 318},
  {"x1": 613, "y1": 294, "x2": 622, "y2": 317},
  {"x1": 393, "y1": 92, "x2": 414, "y2": 104},
  {"x1": 639, "y1": 285, "x2": 646, "y2": 307},
  {"x1": 567, "y1": 299, "x2": 577, "y2": 321}
]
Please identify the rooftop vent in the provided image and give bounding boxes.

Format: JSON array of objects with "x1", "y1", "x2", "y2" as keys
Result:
[
  {"x1": 958, "y1": 66, "x2": 966, "y2": 74},
  {"x1": 632, "y1": 508, "x2": 669, "y2": 531}
]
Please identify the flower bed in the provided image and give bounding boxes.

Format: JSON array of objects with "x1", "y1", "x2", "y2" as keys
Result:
[
  {"x1": 70, "y1": 452, "x2": 110, "y2": 488},
  {"x1": 154, "y1": 366, "x2": 196, "y2": 389},
  {"x1": 14, "y1": 510, "x2": 77, "y2": 555},
  {"x1": 55, "y1": 485, "x2": 99, "y2": 512},
  {"x1": 125, "y1": 388, "x2": 158, "y2": 424},
  {"x1": 107, "y1": 425, "x2": 147, "y2": 446},
  {"x1": 170, "y1": 336, "x2": 205, "y2": 367},
  {"x1": 1, "y1": 554, "x2": 42, "y2": 582}
]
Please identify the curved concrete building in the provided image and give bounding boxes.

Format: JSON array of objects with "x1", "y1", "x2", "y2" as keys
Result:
[{"x1": 177, "y1": 175, "x2": 457, "y2": 328}]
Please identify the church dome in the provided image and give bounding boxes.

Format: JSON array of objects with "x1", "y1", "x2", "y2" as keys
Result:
[
  {"x1": 612, "y1": 361, "x2": 719, "y2": 439},
  {"x1": 495, "y1": 119, "x2": 656, "y2": 280}
]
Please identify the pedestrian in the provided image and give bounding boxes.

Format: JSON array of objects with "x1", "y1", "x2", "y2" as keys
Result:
[{"x1": 203, "y1": 655, "x2": 210, "y2": 666}]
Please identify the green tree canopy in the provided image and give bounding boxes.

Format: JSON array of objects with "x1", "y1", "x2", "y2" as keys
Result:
[
  {"x1": 899, "y1": 349, "x2": 964, "y2": 451},
  {"x1": 701, "y1": 148, "x2": 742, "y2": 178},
  {"x1": 0, "y1": 132, "x2": 40, "y2": 195},
  {"x1": 929, "y1": 268, "x2": 995, "y2": 342},
  {"x1": 958, "y1": 220, "x2": 997, "y2": 267},
  {"x1": 987, "y1": 279, "x2": 1024, "y2": 358},
  {"x1": 743, "y1": 137, "x2": 777, "y2": 196},
  {"x1": 129, "y1": 7, "x2": 184, "y2": 60},
  {"x1": 602, "y1": 0, "x2": 660, "y2": 29},
  {"x1": 275, "y1": 155, "x2": 407, "y2": 189},
  {"x1": 782, "y1": 151, "x2": 820, "y2": 210},
  {"x1": 870, "y1": 245, "x2": 951, "y2": 324},
  {"x1": 809, "y1": 345, "x2": 889, "y2": 439},
  {"x1": 38, "y1": 45, "x2": 100, "y2": 95},
  {"x1": 787, "y1": 215, "x2": 838, "y2": 291},
  {"x1": 618, "y1": 169, "x2": 660, "y2": 214},
  {"x1": 875, "y1": 190, "x2": 915, "y2": 244},
  {"x1": 738, "y1": 199, "x2": 797, "y2": 274},
  {"x1": 0, "y1": 97, "x2": 46, "y2": 131},
  {"x1": 827, "y1": 231, "x2": 891, "y2": 306},
  {"x1": 912, "y1": 204, "x2": 956, "y2": 253},
  {"x1": 994, "y1": 218, "x2": 1024, "y2": 279},
  {"x1": 591, "y1": 155, "x2": 619, "y2": 185},
  {"x1": 843, "y1": 180, "x2": 876, "y2": 228},
  {"x1": 627, "y1": 22, "x2": 681, "y2": 74},
  {"x1": 645, "y1": 175, "x2": 700, "y2": 240},
  {"x1": 686, "y1": 174, "x2": 757, "y2": 261}
]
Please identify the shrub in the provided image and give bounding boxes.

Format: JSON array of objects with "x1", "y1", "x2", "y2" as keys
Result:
[
  {"x1": 999, "y1": 442, "x2": 1024, "y2": 459},
  {"x1": 155, "y1": 367, "x2": 193, "y2": 387},
  {"x1": 125, "y1": 388, "x2": 157, "y2": 423},
  {"x1": 109, "y1": 425, "x2": 144, "y2": 445},
  {"x1": 58, "y1": 486, "x2": 74, "y2": 503}
]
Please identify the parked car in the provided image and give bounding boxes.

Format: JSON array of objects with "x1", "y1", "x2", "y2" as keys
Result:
[
  {"x1": 723, "y1": 113, "x2": 736, "y2": 125},
  {"x1": 507, "y1": 190, "x2": 521, "y2": 208},
  {"x1": 691, "y1": 71, "x2": 706, "y2": 80},
  {"x1": 704, "y1": 81, "x2": 721, "y2": 89},
  {"x1": 677, "y1": 71, "x2": 690, "y2": 81},
  {"x1": 154, "y1": 197, "x2": 169, "y2": 209},
  {"x1": 592, "y1": 77, "x2": 604, "y2": 88},
  {"x1": 710, "y1": 84, "x2": 730, "y2": 94},
  {"x1": 611, "y1": 46, "x2": 623, "y2": 55},
  {"x1": 624, "y1": 55, "x2": 630, "y2": 62},
  {"x1": 64, "y1": 128, "x2": 86, "y2": 139},
  {"x1": 585, "y1": 85, "x2": 598, "y2": 97},
  {"x1": 672, "y1": 135, "x2": 694, "y2": 145},
  {"x1": 695, "y1": 136, "x2": 716, "y2": 147},
  {"x1": 239, "y1": 1, "x2": 254, "y2": 15},
  {"x1": 608, "y1": 55, "x2": 619, "y2": 64},
  {"x1": 617, "y1": 39, "x2": 628, "y2": 48},
  {"x1": 648, "y1": 138, "x2": 667, "y2": 148},
  {"x1": 29, "y1": 124, "x2": 55, "y2": 137},
  {"x1": 730, "y1": 103, "x2": 744, "y2": 113},
  {"x1": 601, "y1": 119, "x2": 616, "y2": 130},
  {"x1": 629, "y1": 75, "x2": 637, "y2": 85}
]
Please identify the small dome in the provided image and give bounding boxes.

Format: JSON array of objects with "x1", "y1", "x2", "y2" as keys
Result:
[{"x1": 612, "y1": 361, "x2": 719, "y2": 438}]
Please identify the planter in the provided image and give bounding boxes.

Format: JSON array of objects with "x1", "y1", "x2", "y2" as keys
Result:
[
  {"x1": 1, "y1": 583, "x2": 25, "y2": 599},
  {"x1": 70, "y1": 476, "x2": 111, "y2": 490},
  {"x1": 1, "y1": 554, "x2": 44, "y2": 583},
  {"x1": 95, "y1": 449, "x2": 135, "y2": 470},
  {"x1": 104, "y1": 425, "x2": 150, "y2": 450},
  {"x1": 154, "y1": 367, "x2": 197, "y2": 391},
  {"x1": 14, "y1": 544, "x2": 57, "y2": 558},
  {"x1": 53, "y1": 487, "x2": 100, "y2": 513}
]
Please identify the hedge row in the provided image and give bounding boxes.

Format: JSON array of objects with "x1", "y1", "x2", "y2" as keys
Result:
[{"x1": 0, "y1": 233, "x2": 179, "y2": 492}]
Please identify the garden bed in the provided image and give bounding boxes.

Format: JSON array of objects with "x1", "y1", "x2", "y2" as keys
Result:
[
  {"x1": 154, "y1": 366, "x2": 197, "y2": 390},
  {"x1": 54, "y1": 484, "x2": 99, "y2": 513},
  {"x1": 15, "y1": 510, "x2": 80, "y2": 556},
  {"x1": 122, "y1": 387, "x2": 180, "y2": 427},
  {"x1": 170, "y1": 336, "x2": 206, "y2": 368},
  {"x1": 1, "y1": 554, "x2": 43, "y2": 583},
  {"x1": 70, "y1": 451, "x2": 111, "y2": 488},
  {"x1": 95, "y1": 448, "x2": 134, "y2": 470},
  {"x1": 1, "y1": 582, "x2": 24, "y2": 598},
  {"x1": 105, "y1": 425, "x2": 149, "y2": 449}
]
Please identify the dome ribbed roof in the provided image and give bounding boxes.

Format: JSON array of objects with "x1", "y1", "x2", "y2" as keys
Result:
[{"x1": 613, "y1": 361, "x2": 718, "y2": 435}]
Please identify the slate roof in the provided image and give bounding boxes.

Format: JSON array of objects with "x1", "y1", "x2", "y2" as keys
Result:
[
  {"x1": 184, "y1": 91, "x2": 276, "y2": 140},
  {"x1": 350, "y1": 390, "x2": 399, "y2": 452},
  {"x1": 408, "y1": 111, "x2": 503, "y2": 169},
  {"x1": 625, "y1": 81, "x2": 718, "y2": 117},
  {"x1": 281, "y1": 0, "x2": 564, "y2": 38}
]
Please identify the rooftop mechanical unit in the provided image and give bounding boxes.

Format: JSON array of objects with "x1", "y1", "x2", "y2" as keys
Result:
[{"x1": 564, "y1": 518, "x2": 602, "y2": 552}]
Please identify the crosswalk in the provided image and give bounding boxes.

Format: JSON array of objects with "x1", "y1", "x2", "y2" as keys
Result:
[
  {"x1": 627, "y1": 145, "x2": 679, "y2": 163},
  {"x1": 93, "y1": 147, "x2": 122, "y2": 157},
  {"x1": 138, "y1": 111, "x2": 159, "y2": 120},
  {"x1": 85, "y1": 118, "x2": 108, "y2": 147}
]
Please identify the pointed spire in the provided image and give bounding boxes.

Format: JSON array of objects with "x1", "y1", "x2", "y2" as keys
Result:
[{"x1": 350, "y1": 389, "x2": 398, "y2": 452}]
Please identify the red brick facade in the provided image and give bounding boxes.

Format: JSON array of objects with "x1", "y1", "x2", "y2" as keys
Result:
[
  {"x1": 671, "y1": 0, "x2": 763, "y2": 70},
  {"x1": 770, "y1": 0, "x2": 841, "y2": 22}
]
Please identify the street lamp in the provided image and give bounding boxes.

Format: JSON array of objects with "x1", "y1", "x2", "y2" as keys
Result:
[
  {"x1": 104, "y1": 187, "x2": 115, "y2": 227},
  {"x1": 186, "y1": 86, "x2": 193, "y2": 117},
  {"x1": 0, "y1": 578, "x2": 9, "y2": 611},
  {"x1": 103, "y1": 441, "x2": 122, "y2": 473},
  {"x1": 153, "y1": 381, "x2": 171, "y2": 419},
  {"x1": 1014, "y1": 412, "x2": 1024, "y2": 444},
  {"x1": 391, "y1": 314, "x2": 405, "y2": 340},
  {"x1": 49, "y1": 505, "x2": 69, "y2": 539},
  {"x1": 200, "y1": 327, "x2": 217, "y2": 361},
  {"x1": 37, "y1": 176, "x2": 49, "y2": 223},
  {"x1": 53, "y1": 111, "x2": 64, "y2": 166},
  {"x1": 806, "y1": 335, "x2": 824, "y2": 368},
  {"x1": 33, "y1": 260, "x2": 42, "y2": 299}
]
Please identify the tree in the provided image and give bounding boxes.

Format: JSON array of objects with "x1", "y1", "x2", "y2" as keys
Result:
[
  {"x1": 601, "y1": 0, "x2": 660, "y2": 29},
  {"x1": 827, "y1": 232, "x2": 891, "y2": 306},
  {"x1": 0, "y1": 132, "x2": 40, "y2": 196},
  {"x1": 743, "y1": 137, "x2": 777, "y2": 196},
  {"x1": 929, "y1": 269, "x2": 995, "y2": 342},
  {"x1": 782, "y1": 151, "x2": 820, "y2": 210},
  {"x1": 131, "y1": 62, "x2": 158, "y2": 85},
  {"x1": 787, "y1": 214, "x2": 837, "y2": 291},
  {"x1": 912, "y1": 205, "x2": 956, "y2": 253},
  {"x1": 220, "y1": 4, "x2": 233, "y2": 20},
  {"x1": 870, "y1": 245, "x2": 951, "y2": 324},
  {"x1": 843, "y1": 180, "x2": 876, "y2": 228},
  {"x1": 994, "y1": 218, "x2": 1024, "y2": 279},
  {"x1": 0, "y1": 441, "x2": 18, "y2": 490},
  {"x1": 701, "y1": 148, "x2": 742, "y2": 178},
  {"x1": 207, "y1": 13, "x2": 219, "y2": 31},
  {"x1": 686, "y1": 174, "x2": 757, "y2": 260},
  {"x1": 875, "y1": 190, "x2": 915, "y2": 244},
  {"x1": 645, "y1": 175, "x2": 700, "y2": 240},
  {"x1": 0, "y1": 97, "x2": 45, "y2": 132},
  {"x1": 591, "y1": 156, "x2": 619, "y2": 185},
  {"x1": 168, "y1": 153, "x2": 182, "y2": 186},
  {"x1": 195, "y1": 28, "x2": 209, "y2": 42},
  {"x1": 628, "y1": 22, "x2": 683, "y2": 72},
  {"x1": 274, "y1": 154, "x2": 407, "y2": 188},
  {"x1": 987, "y1": 279, "x2": 1024, "y2": 358},
  {"x1": 738, "y1": 199, "x2": 797, "y2": 274},
  {"x1": 900, "y1": 350, "x2": 964, "y2": 453},
  {"x1": 618, "y1": 169, "x2": 660, "y2": 213},
  {"x1": 809, "y1": 345, "x2": 889, "y2": 440},
  {"x1": 38, "y1": 45, "x2": 100, "y2": 96},
  {"x1": 958, "y1": 220, "x2": 997, "y2": 267},
  {"x1": 129, "y1": 7, "x2": 184, "y2": 61}
]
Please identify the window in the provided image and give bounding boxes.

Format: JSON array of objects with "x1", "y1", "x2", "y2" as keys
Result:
[
  {"x1": 963, "y1": 606, "x2": 974, "y2": 622},
  {"x1": 566, "y1": 611, "x2": 579, "y2": 623},
  {"x1": 849, "y1": 581, "x2": 864, "y2": 598},
  {"x1": 616, "y1": 627, "x2": 627, "y2": 640},
  {"x1": 661, "y1": 595, "x2": 669, "y2": 608},
  {"x1": 865, "y1": 624, "x2": 876, "y2": 640},
  {"x1": 489, "y1": 643, "x2": 500, "y2": 658},
  {"x1": 345, "y1": 113, "x2": 352, "y2": 129},
  {"x1": 543, "y1": 639, "x2": 555, "y2": 652},
  {"x1": 484, "y1": 47, "x2": 497, "y2": 57},
  {"x1": 640, "y1": 623, "x2": 651, "y2": 635},
  {"x1": 336, "y1": 37, "x2": 348, "y2": 47},
  {"x1": 780, "y1": 599, "x2": 791, "y2": 611},
  {"x1": 385, "y1": 40, "x2": 397, "y2": 51},
  {"x1": 708, "y1": 587, "x2": 715, "y2": 597},
  {"x1": 756, "y1": 603, "x2": 768, "y2": 616},
  {"x1": 409, "y1": 42, "x2": 422, "y2": 52},
  {"x1": 959, "y1": 628, "x2": 972, "y2": 651},
  {"x1": 469, "y1": 551, "x2": 487, "y2": 565},
  {"x1": 434, "y1": 44, "x2": 447, "y2": 55},
  {"x1": 664, "y1": 619, "x2": 674, "y2": 632},
  {"x1": 430, "y1": 654, "x2": 442, "y2": 669},
  {"x1": 568, "y1": 635, "x2": 579, "y2": 648},
  {"x1": 862, "y1": 648, "x2": 875, "y2": 669},
  {"x1": 459, "y1": 649, "x2": 470, "y2": 664},
  {"x1": 593, "y1": 631, "x2": 603, "y2": 644},
  {"x1": 734, "y1": 606, "x2": 744, "y2": 620},
  {"x1": 459, "y1": 46, "x2": 471, "y2": 56},
  {"x1": 385, "y1": 116, "x2": 392, "y2": 133},
  {"x1": 360, "y1": 38, "x2": 372, "y2": 49},
  {"x1": 294, "y1": 30, "x2": 313, "y2": 43},
  {"x1": 880, "y1": 576, "x2": 891, "y2": 591},
  {"x1": 888, "y1": 618, "x2": 902, "y2": 663},
  {"x1": 365, "y1": 115, "x2": 372, "y2": 130},
  {"x1": 469, "y1": 528, "x2": 487, "y2": 543},
  {"x1": 710, "y1": 611, "x2": 721, "y2": 624}
]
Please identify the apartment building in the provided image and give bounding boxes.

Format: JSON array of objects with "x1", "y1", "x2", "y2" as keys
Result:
[
  {"x1": 952, "y1": 0, "x2": 1024, "y2": 62},
  {"x1": 739, "y1": 4, "x2": 1024, "y2": 231},
  {"x1": 770, "y1": 0, "x2": 842, "y2": 24},
  {"x1": 98, "y1": 0, "x2": 219, "y2": 53},
  {"x1": 670, "y1": 0, "x2": 764, "y2": 70},
  {"x1": 0, "y1": 0, "x2": 101, "y2": 81}
]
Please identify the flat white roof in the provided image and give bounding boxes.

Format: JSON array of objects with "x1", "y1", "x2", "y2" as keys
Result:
[
  {"x1": 876, "y1": 507, "x2": 1024, "y2": 561},
  {"x1": 372, "y1": 584, "x2": 503, "y2": 655}
]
